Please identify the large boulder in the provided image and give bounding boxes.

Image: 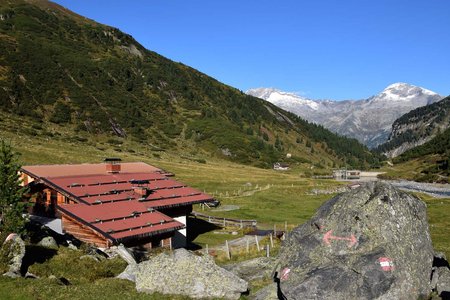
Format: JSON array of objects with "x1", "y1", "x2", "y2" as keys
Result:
[
  {"x1": 134, "y1": 248, "x2": 248, "y2": 299},
  {"x1": 257, "y1": 182, "x2": 434, "y2": 300},
  {"x1": 1, "y1": 234, "x2": 26, "y2": 278}
]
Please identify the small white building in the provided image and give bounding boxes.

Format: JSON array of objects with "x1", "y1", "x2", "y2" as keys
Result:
[
  {"x1": 333, "y1": 169, "x2": 361, "y2": 180},
  {"x1": 273, "y1": 162, "x2": 290, "y2": 171}
]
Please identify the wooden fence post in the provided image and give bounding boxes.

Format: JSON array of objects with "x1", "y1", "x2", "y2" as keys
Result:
[
  {"x1": 255, "y1": 235, "x2": 260, "y2": 251},
  {"x1": 225, "y1": 240, "x2": 231, "y2": 260},
  {"x1": 270, "y1": 234, "x2": 274, "y2": 248},
  {"x1": 285, "y1": 221, "x2": 287, "y2": 232},
  {"x1": 266, "y1": 244, "x2": 270, "y2": 257},
  {"x1": 206, "y1": 244, "x2": 209, "y2": 255},
  {"x1": 246, "y1": 238, "x2": 249, "y2": 254}
]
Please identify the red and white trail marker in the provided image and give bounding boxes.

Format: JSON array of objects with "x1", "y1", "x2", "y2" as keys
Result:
[
  {"x1": 378, "y1": 257, "x2": 394, "y2": 271},
  {"x1": 323, "y1": 230, "x2": 357, "y2": 248},
  {"x1": 280, "y1": 267, "x2": 291, "y2": 281}
]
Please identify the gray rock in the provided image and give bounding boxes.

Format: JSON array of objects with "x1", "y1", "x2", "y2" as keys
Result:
[
  {"x1": 431, "y1": 267, "x2": 440, "y2": 290},
  {"x1": 1, "y1": 234, "x2": 25, "y2": 277},
  {"x1": 257, "y1": 182, "x2": 434, "y2": 300},
  {"x1": 25, "y1": 271, "x2": 38, "y2": 279},
  {"x1": 3, "y1": 271, "x2": 21, "y2": 278},
  {"x1": 83, "y1": 245, "x2": 107, "y2": 261},
  {"x1": 224, "y1": 257, "x2": 275, "y2": 282},
  {"x1": 116, "y1": 263, "x2": 138, "y2": 282},
  {"x1": 436, "y1": 267, "x2": 450, "y2": 296},
  {"x1": 116, "y1": 244, "x2": 137, "y2": 265},
  {"x1": 135, "y1": 248, "x2": 248, "y2": 299},
  {"x1": 38, "y1": 236, "x2": 58, "y2": 249},
  {"x1": 66, "y1": 240, "x2": 78, "y2": 250}
]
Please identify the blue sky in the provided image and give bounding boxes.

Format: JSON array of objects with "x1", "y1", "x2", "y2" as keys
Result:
[{"x1": 52, "y1": 0, "x2": 450, "y2": 100}]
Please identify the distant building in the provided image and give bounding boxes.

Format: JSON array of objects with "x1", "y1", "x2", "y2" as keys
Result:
[
  {"x1": 20, "y1": 160, "x2": 213, "y2": 249},
  {"x1": 273, "y1": 162, "x2": 290, "y2": 171},
  {"x1": 333, "y1": 169, "x2": 361, "y2": 180}
]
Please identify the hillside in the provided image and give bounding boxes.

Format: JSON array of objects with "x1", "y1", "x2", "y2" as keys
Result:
[
  {"x1": 0, "y1": 0, "x2": 381, "y2": 169},
  {"x1": 248, "y1": 83, "x2": 442, "y2": 148},
  {"x1": 376, "y1": 96, "x2": 450, "y2": 158},
  {"x1": 385, "y1": 127, "x2": 450, "y2": 183}
]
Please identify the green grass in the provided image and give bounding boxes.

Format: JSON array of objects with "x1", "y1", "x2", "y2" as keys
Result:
[
  {"x1": 192, "y1": 230, "x2": 244, "y2": 248},
  {"x1": 0, "y1": 129, "x2": 449, "y2": 299},
  {"x1": 379, "y1": 155, "x2": 449, "y2": 183},
  {"x1": 0, "y1": 277, "x2": 189, "y2": 300},
  {"x1": 414, "y1": 193, "x2": 450, "y2": 259},
  {"x1": 0, "y1": 246, "x2": 189, "y2": 300}
]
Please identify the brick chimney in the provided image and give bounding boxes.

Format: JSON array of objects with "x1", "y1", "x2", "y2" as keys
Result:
[
  {"x1": 104, "y1": 158, "x2": 121, "y2": 173},
  {"x1": 134, "y1": 186, "x2": 148, "y2": 196},
  {"x1": 130, "y1": 179, "x2": 150, "y2": 197}
]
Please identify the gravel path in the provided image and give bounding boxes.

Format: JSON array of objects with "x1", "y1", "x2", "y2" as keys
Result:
[{"x1": 384, "y1": 180, "x2": 450, "y2": 198}]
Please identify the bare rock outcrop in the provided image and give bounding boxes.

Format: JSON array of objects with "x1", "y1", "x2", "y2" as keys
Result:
[
  {"x1": 38, "y1": 236, "x2": 58, "y2": 249},
  {"x1": 131, "y1": 248, "x2": 248, "y2": 299},
  {"x1": 2, "y1": 234, "x2": 26, "y2": 278},
  {"x1": 223, "y1": 257, "x2": 275, "y2": 282},
  {"x1": 256, "y1": 182, "x2": 434, "y2": 299}
]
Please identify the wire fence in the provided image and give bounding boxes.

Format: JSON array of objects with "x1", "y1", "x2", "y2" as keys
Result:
[{"x1": 191, "y1": 211, "x2": 257, "y2": 229}]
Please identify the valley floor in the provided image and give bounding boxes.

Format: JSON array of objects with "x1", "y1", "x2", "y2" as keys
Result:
[{"x1": 1, "y1": 131, "x2": 449, "y2": 299}]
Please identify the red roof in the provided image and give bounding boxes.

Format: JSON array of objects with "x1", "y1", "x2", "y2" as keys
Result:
[
  {"x1": 59, "y1": 202, "x2": 184, "y2": 242},
  {"x1": 21, "y1": 162, "x2": 165, "y2": 178},
  {"x1": 22, "y1": 162, "x2": 213, "y2": 244}
]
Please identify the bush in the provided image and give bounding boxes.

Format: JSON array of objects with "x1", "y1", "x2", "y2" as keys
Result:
[{"x1": 0, "y1": 140, "x2": 28, "y2": 236}]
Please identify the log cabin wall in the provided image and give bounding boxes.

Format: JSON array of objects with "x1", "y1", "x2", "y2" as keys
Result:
[
  {"x1": 160, "y1": 236, "x2": 172, "y2": 249},
  {"x1": 62, "y1": 215, "x2": 109, "y2": 248}
]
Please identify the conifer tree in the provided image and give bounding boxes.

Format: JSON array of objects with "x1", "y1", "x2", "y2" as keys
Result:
[{"x1": 0, "y1": 140, "x2": 28, "y2": 237}]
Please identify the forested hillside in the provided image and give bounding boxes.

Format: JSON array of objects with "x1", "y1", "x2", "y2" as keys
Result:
[
  {"x1": 0, "y1": 0, "x2": 381, "y2": 169},
  {"x1": 377, "y1": 96, "x2": 450, "y2": 158}
]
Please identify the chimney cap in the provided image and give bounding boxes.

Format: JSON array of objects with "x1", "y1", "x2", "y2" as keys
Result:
[
  {"x1": 104, "y1": 157, "x2": 122, "y2": 162},
  {"x1": 129, "y1": 179, "x2": 150, "y2": 185}
]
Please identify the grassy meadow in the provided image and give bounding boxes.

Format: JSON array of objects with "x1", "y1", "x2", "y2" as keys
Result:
[{"x1": 1, "y1": 127, "x2": 450, "y2": 299}]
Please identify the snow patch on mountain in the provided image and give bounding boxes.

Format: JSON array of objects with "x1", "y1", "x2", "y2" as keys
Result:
[
  {"x1": 372, "y1": 82, "x2": 439, "y2": 103},
  {"x1": 247, "y1": 83, "x2": 443, "y2": 148},
  {"x1": 247, "y1": 88, "x2": 320, "y2": 110}
]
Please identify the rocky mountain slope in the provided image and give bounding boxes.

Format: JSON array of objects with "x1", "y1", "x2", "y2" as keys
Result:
[
  {"x1": 247, "y1": 83, "x2": 443, "y2": 148},
  {"x1": 0, "y1": 0, "x2": 382, "y2": 169},
  {"x1": 389, "y1": 125, "x2": 450, "y2": 182},
  {"x1": 377, "y1": 96, "x2": 450, "y2": 158}
]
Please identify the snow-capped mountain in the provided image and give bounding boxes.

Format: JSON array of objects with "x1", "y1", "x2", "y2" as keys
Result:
[{"x1": 247, "y1": 83, "x2": 443, "y2": 148}]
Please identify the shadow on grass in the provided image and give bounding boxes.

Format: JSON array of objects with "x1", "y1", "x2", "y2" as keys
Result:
[
  {"x1": 186, "y1": 217, "x2": 222, "y2": 250},
  {"x1": 21, "y1": 245, "x2": 57, "y2": 275}
]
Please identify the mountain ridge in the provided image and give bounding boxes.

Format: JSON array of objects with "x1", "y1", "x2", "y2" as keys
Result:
[
  {"x1": 0, "y1": 0, "x2": 381, "y2": 169},
  {"x1": 247, "y1": 83, "x2": 443, "y2": 148},
  {"x1": 377, "y1": 95, "x2": 450, "y2": 158}
]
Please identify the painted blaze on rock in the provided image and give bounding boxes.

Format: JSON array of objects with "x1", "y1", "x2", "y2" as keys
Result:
[{"x1": 258, "y1": 182, "x2": 434, "y2": 300}]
